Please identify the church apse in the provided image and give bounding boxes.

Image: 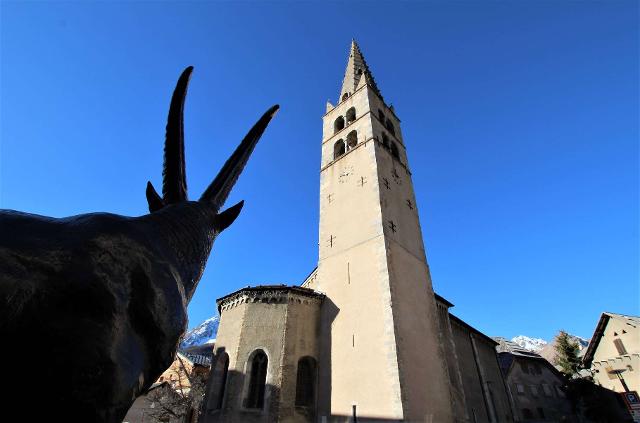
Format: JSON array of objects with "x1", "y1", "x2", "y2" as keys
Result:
[{"x1": 202, "y1": 286, "x2": 324, "y2": 423}]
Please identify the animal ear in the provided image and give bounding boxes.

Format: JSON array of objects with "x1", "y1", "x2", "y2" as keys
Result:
[
  {"x1": 146, "y1": 181, "x2": 165, "y2": 213},
  {"x1": 215, "y1": 200, "x2": 244, "y2": 232}
]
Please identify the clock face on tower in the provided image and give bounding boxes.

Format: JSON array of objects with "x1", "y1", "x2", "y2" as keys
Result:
[{"x1": 338, "y1": 165, "x2": 353, "y2": 184}]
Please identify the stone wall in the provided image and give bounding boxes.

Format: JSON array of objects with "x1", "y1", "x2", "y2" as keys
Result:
[
  {"x1": 449, "y1": 315, "x2": 515, "y2": 423},
  {"x1": 202, "y1": 286, "x2": 323, "y2": 423}
]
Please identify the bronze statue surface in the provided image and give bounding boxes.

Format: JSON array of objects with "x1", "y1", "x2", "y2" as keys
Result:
[{"x1": 0, "y1": 67, "x2": 278, "y2": 422}]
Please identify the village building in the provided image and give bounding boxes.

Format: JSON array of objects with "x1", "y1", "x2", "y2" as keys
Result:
[
  {"x1": 201, "y1": 41, "x2": 516, "y2": 423},
  {"x1": 581, "y1": 312, "x2": 639, "y2": 421},
  {"x1": 582, "y1": 312, "x2": 639, "y2": 394},
  {"x1": 124, "y1": 352, "x2": 210, "y2": 423},
  {"x1": 494, "y1": 338, "x2": 574, "y2": 422}
]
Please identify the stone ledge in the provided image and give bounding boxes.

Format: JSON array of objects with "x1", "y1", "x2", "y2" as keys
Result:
[{"x1": 217, "y1": 285, "x2": 325, "y2": 313}]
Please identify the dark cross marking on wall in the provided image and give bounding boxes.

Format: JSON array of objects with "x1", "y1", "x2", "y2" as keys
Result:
[
  {"x1": 382, "y1": 178, "x2": 390, "y2": 190},
  {"x1": 391, "y1": 167, "x2": 402, "y2": 185},
  {"x1": 327, "y1": 193, "x2": 333, "y2": 203},
  {"x1": 406, "y1": 199, "x2": 413, "y2": 210},
  {"x1": 328, "y1": 234, "x2": 336, "y2": 248},
  {"x1": 388, "y1": 220, "x2": 397, "y2": 233},
  {"x1": 358, "y1": 176, "x2": 367, "y2": 187},
  {"x1": 392, "y1": 168, "x2": 402, "y2": 185}
]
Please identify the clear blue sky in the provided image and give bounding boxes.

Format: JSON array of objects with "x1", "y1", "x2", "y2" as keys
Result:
[{"x1": 1, "y1": 1, "x2": 638, "y2": 342}]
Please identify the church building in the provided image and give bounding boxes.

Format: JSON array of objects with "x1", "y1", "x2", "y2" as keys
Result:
[{"x1": 201, "y1": 41, "x2": 516, "y2": 423}]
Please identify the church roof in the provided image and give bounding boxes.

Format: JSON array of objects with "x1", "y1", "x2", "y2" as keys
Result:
[
  {"x1": 434, "y1": 293, "x2": 454, "y2": 308},
  {"x1": 339, "y1": 40, "x2": 383, "y2": 103},
  {"x1": 449, "y1": 313, "x2": 498, "y2": 346},
  {"x1": 216, "y1": 285, "x2": 325, "y2": 313}
]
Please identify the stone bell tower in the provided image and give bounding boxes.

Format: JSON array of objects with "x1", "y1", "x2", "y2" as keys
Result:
[{"x1": 315, "y1": 41, "x2": 455, "y2": 422}]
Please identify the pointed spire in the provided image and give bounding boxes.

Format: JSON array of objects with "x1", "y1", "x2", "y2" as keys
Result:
[{"x1": 339, "y1": 40, "x2": 382, "y2": 103}]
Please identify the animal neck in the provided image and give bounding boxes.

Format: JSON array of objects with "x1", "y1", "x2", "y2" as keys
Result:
[{"x1": 143, "y1": 202, "x2": 216, "y2": 303}]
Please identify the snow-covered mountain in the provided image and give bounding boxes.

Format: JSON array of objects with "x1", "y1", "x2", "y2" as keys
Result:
[
  {"x1": 180, "y1": 316, "x2": 219, "y2": 349},
  {"x1": 539, "y1": 333, "x2": 590, "y2": 363},
  {"x1": 569, "y1": 335, "x2": 590, "y2": 349},
  {"x1": 511, "y1": 335, "x2": 548, "y2": 352}
]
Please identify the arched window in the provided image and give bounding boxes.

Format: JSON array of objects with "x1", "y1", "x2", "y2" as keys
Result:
[
  {"x1": 212, "y1": 352, "x2": 230, "y2": 410},
  {"x1": 245, "y1": 350, "x2": 268, "y2": 409},
  {"x1": 378, "y1": 109, "x2": 385, "y2": 122},
  {"x1": 295, "y1": 357, "x2": 317, "y2": 407},
  {"x1": 385, "y1": 118, "x2": 395, "y2": 135},
  {"x1": 334, "y1": 116, "x2": 345, "y2": 134},
  {"x1": 381, "y1": 133, "x2": 390, "y2": 149},
  {"x1": 346, "y1": 107, "x2": 356, "y2": 124},
  {"x1": 346, "y1": 131, "x2": 357, "y2": 150},
  {"x1": 334, "y1": 140, "x2": 345, "y2": 159},
  {"x1": 342, "y1": 93, "x2": 349, "y2": 101},
  {"x1": 390, "y1": 142, "x2": 399, "y2": 160}
]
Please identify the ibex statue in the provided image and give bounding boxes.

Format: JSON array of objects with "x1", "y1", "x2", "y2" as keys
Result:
[{"x1": 0, "y1": 67, "x2": 278, "y2": 423}]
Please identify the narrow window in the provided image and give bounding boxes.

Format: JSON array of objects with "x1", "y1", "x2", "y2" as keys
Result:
[
  {"x1": 334, "y1": 140, "x2": 345, "y2": 159},
  {"x1": 522, "y1": 408, "x2": 533, "y2": 420},
  {"x1": 385, "y1": 118, "x2": 395, "y2": 135},
  {"x1": 378, "y1": 109, "x2": 385, "y2": 122},
  {"x1": 334, "y1": 116, "x2": 345, "y2": 134},
  {"x1": 346, "y1": 130, "x2": 357, "y2": 150},
  {"x1": 537, "y1": 408, "x2": 545, "y2": 419},
  {"x1": 342, "y1": 93, "x2": 349, "y2": 101},
  {"x1": 530, "y1": 385, "x2": 539, "y2": 397},
  {"x1": 295, "y1": 357, "x2": 317, "y2": 407},
  {"x1": 381, "y1": 133, "x2": 390, "y2": 149},
  {"x1": 390, "y1": 142, "x2": 400, "y2": 159},
  {"x1": 521, "y1": 362, "x2": 529, "y2": 374},
  {"x1": 245, "y1": 350, "x2": 268, "y2": 409},
  {"x1": 346, "y1": 107, "x2": 356, "y2": 124},
  {"x1": 614, "y1": 338, "x2": 628, "y2": 355},
  {"x1": 516, "y1": 384, "x2": 525, "y2": 395}
]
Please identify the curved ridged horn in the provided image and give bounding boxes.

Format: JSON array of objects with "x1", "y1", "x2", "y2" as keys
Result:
[
  {"x1": 162, "y1": 66, "x2": 192, "y2": 204},
  {"x1": 200, "y1": 104, "x2": 279, "y2": 211}
]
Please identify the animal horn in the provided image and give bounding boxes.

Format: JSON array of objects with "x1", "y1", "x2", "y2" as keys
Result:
[
  {"x1": 199, "y1": 104, "x2": 279, "y2": 211},
  {"x1": 162, "y1": 66, "x2": 192, "y2": 204}
]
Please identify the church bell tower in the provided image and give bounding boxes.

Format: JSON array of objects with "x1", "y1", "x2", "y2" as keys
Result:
[{"x1": 316, "y1": 41, "x2": 455, "y2": 422}]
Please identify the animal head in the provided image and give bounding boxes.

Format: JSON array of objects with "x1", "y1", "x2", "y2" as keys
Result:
[
  {"x1": 0, "y1": 66, "x2": 278, "y2": 423},
  {"x1": 144, "y1": 66, "x2": 278, "y2": 301}
]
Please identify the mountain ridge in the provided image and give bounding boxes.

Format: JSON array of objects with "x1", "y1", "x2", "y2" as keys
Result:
[{"x1": 180, "y1": 316, "x2": 219, "y2": 350}]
